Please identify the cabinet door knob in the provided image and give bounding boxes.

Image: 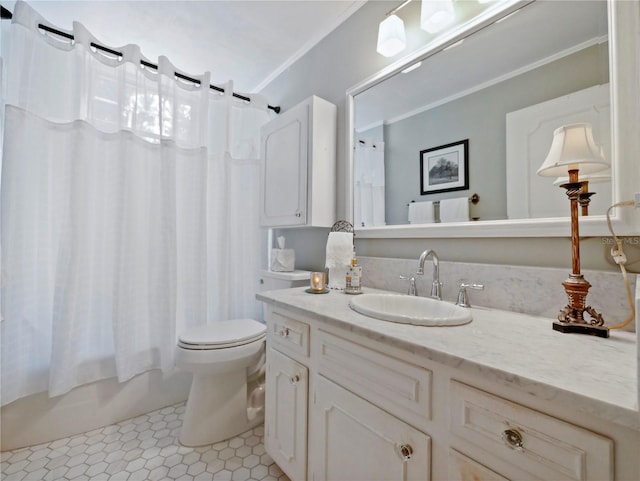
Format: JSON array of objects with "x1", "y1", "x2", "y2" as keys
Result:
[
  {"x1": 279, "y1": 327, "x2": 290, "y2": 338},
  {"x1": 502, "y1": 428, "x2": 524, "y2": 451},
  {"x1": 295, "y1": 212, "x2": 301, "y2": 217},
  {"x1": 398, "y1": 443, "x2": 413, "y2": 462},
  {"x1": 290, "y1": 374, "x2": 301, "y2": 384}
]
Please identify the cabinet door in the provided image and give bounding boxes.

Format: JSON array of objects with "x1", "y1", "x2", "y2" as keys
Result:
[
  {"x1": 260, "y1": 101, "x2": 308, "y2": 227},
  {"x1": 448, "y1": 449, "x2": 509, "y2": 481},
  {"x1": 265, "y1": 347, "x2": 308, "y2": 481},
  {"x1": 312, "y1": 376, "x2": 430, "y2": 481}
]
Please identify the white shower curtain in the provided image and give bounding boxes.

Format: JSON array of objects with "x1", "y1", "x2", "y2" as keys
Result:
[
  {"x1": 354, "y1": 137, "x2": 385, "y2": 227},
  {"x1": 1, "y1": 2, "x2": 271, "y2": 405}
]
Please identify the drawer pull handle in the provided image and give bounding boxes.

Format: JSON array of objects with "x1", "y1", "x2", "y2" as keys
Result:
[
  {"x1": 279, "y1": 328, "x2": 290, "y2": 338},
  {"x1": 502, "y1": 429, "x2": 524, "y2": 451},
  {"x1": 290, "y1": 374, "x2": 301, "y2": 384},
  {"x1": 399, "y1": 443, "x2": 413, "y2": 462}
]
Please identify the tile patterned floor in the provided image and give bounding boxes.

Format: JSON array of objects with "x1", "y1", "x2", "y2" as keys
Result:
[{"x1": 1, "y1": 403, "x2": 291, "y2": 481}]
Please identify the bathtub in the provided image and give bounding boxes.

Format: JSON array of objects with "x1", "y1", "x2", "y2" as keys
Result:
[{"x1": 0, "y1": 369, "x2": 192, "y2": 451}]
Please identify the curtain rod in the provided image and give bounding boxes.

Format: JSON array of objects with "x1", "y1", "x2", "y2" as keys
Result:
[{"x1": 1, "y1": 8, "x2": 280, "y2": 114}]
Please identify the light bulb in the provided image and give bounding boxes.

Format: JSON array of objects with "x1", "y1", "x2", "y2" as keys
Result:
[
  {"x1": 377, "y1": 14, "x2": 406, "y2": 57},
  {"x1": 421, "y1": 0, "x2": 455, "y2": 34}
]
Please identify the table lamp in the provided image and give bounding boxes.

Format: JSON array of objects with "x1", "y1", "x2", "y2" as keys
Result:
[{"x1": 536, "y1": 123, "x2": 610, "y2": 337}]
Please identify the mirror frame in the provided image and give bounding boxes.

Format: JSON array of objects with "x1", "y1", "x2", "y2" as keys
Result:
[{"x1": 346, "y1": 0, "x2": 639, "y2": 238}]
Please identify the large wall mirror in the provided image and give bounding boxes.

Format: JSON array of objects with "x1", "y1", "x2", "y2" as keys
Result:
[{"x1": 347, "y1": 0, "x2": 639, "y2": 238}]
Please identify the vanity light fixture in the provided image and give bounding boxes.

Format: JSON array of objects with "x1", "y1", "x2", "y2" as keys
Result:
[
  {"x1": 377, "y1": 14, "x2": 407, "y2": 57},
  {"x1": 377, "y1": 0, "x2": 414, "y2": 57},
  {"x1": 537, "y1": 123, "x2": 610, "y2": 337},
  {"x1": 376, "y1": 0, "x2": 464, "y2": 56},
  {"x1": 421, "y1": 0, "x2": 455, "y2": 33}
]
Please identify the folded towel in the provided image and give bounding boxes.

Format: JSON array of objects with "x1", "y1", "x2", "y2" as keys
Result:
[
  {"x1": 408, "y1": 201, "x2": 434, "y2": 224},
  {"x1": 325, "y1": 232, "x2": 353, "y2": 289},
  {"x1": 439, "y1": 197, "x2": 469, "y2": 222},
  {"x1": 328, "y1": 266, "x2": 349, "y2": 290}
]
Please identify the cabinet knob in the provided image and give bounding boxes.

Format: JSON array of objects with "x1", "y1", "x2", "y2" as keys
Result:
[
  {"x1": 502, "y1": 428, "x2": 524, "y2": 451},
  {"x1": 295, "y1": 212, "x2": 301, "y2": 217},
  {"x1": 398, "y1": 443, "x2": 413, "y2": 462},
  {"x1": 290, "y1": 374, "x2": 301, "y2": 384},
  {"x1": 279, "y1": 327, "x2": 290, "y2": 338}
]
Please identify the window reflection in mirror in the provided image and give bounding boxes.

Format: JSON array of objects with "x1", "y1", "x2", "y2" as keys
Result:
[{"x1": 353, "y1": 0, "x2": 609, "y2": 227}]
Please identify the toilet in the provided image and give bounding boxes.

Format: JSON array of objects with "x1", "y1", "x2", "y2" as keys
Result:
[{"x1": 176, "y1": 270, "x2": 310, "y2": 447}]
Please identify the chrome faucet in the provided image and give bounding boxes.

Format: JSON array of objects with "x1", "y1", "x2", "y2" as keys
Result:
[{"x1": 416, "y1": 249, "x2": 442, "y2": 300}]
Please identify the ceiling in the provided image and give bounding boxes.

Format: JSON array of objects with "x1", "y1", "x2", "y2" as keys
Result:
[{"x1": 3, "y1": 0, "x2": 364, "y2": 93}]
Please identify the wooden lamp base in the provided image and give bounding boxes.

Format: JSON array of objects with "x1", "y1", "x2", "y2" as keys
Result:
[{"x1": 553, "y1": 274, "x2": 609, "y2": 338}]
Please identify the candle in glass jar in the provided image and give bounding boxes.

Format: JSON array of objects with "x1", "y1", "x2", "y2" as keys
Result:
[{"x1": 310, "y1": 272, "x2": 326, "y2": 291}]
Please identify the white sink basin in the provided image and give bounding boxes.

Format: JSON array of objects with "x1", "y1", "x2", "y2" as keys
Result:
[{"x1": 349, "y1": 293, "x2": 472, "y2": 326}]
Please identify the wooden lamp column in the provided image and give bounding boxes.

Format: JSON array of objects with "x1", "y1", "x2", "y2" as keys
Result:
[{"x1": 537, "y1": 123, "x2": 610, "y2": 337}]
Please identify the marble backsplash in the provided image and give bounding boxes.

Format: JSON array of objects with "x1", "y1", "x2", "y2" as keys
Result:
[{"x1": 358, "y1": 256, "x2": 637, "y2": 332}]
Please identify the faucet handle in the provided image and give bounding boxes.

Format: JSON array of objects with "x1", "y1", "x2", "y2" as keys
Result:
[
  {"x1": 399, "y1": 275, "x2": 418, "y2": 296},
  {"x1": 456, "y1": 283, "x2": 484, "y2": 307}
]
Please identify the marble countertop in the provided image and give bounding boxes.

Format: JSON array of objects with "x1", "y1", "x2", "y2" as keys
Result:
[{"x1": 258, "y1": 287, "x2": 639, "y2": 431}]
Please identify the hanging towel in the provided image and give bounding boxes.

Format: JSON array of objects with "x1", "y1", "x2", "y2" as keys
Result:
[
  {"x1": 408, "y1": 201, "x2": 434, "y2": 224},
  {"x1": 439, "y1": 197, "x2": 469, "y2": 222},
  {"x1": 325, "y1": 232, "x2": 353, "y2": 289}
]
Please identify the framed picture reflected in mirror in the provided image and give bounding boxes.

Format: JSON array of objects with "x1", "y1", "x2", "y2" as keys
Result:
[{"x1": 420, "y1": 139, "x2": 469, "y2": 195}]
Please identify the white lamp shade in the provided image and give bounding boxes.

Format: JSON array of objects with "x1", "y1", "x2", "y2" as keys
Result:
[
  {"x1": 421, "y1": 0, "x2": 455, "y2": 34},
  {"x1": 377, "y1": 15, "x2": 406, "y2": 57},
  {"x1": 537, "y1": 123, "x2": 609, "y2": 177}
]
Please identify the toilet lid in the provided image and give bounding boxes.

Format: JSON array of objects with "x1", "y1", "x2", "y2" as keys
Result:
[{"x1": 178, "y1": 319, "x2": 266, "y2": 349}]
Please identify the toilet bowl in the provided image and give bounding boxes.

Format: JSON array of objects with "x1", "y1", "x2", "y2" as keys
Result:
[
  {"x1": 176, "y1": 318, "x2": 267, "y2": 447},
  {"x1": 176, "y1": 270, "x2": 311, "y2": 447}
]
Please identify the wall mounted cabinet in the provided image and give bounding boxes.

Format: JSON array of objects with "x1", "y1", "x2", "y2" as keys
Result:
[{"x1": 259, "y1": 96, "x2": 336, "y2": 228}]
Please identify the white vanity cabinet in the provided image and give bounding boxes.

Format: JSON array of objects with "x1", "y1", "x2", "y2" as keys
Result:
[
  {"x1": 311, "y1": 330, "x2": 432, "y2": 481},
  {"x1": 264, "y1": 311, "x2": 310, "y2": 481},
  {"x1": 259, "y1": 95, "x2": 336, "y2": 228},
  {"x1": 259, "y1": 291, "x2": 639, "y2": 481},
  {"x1": 264, "y1": 306, "x2": 434, "y2": 481}
]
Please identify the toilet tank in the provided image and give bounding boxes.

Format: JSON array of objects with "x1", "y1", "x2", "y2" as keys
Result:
[{"x1": 259, "y1": 269, "x2": 311, "y2": 291}]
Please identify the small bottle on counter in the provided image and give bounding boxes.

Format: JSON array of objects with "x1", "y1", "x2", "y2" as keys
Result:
[{"x1": 345, "y1": 248, "x2": 363, "y2": 295}]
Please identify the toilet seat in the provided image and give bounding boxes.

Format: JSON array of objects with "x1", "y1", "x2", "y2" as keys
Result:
[{"x1": 178, "y1": 319, "x2": 266, "y2": 350}]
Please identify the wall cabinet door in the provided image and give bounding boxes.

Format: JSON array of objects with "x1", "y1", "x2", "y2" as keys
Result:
[
  {"x1": 312, "y1": 376, "x2": 430, "y2": 481},
  {"x1": 265, "y1": 347, "x2": 308, "y2": 481},
  {"x1": 260, "y1": 101, "x2": 309, "y2": 227},
  {"x1": 259, "y1": 96, "x2": 336, "y2": 228}
]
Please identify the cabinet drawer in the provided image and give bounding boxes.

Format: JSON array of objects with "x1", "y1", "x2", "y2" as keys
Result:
[
  {"x1": 268, "y1": 311, "x2": 309, "y2": 358},
  {"x1": 450, "y1": 381, "x2": 613, "y2": 481},
  {"x1": 317, "y1": 330, "x2": 432, "y2": 426}
]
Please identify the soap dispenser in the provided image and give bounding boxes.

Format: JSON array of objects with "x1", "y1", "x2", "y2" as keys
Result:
[{"x1": 345, "y1": 248, "x2": 363, "y2": 295}]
